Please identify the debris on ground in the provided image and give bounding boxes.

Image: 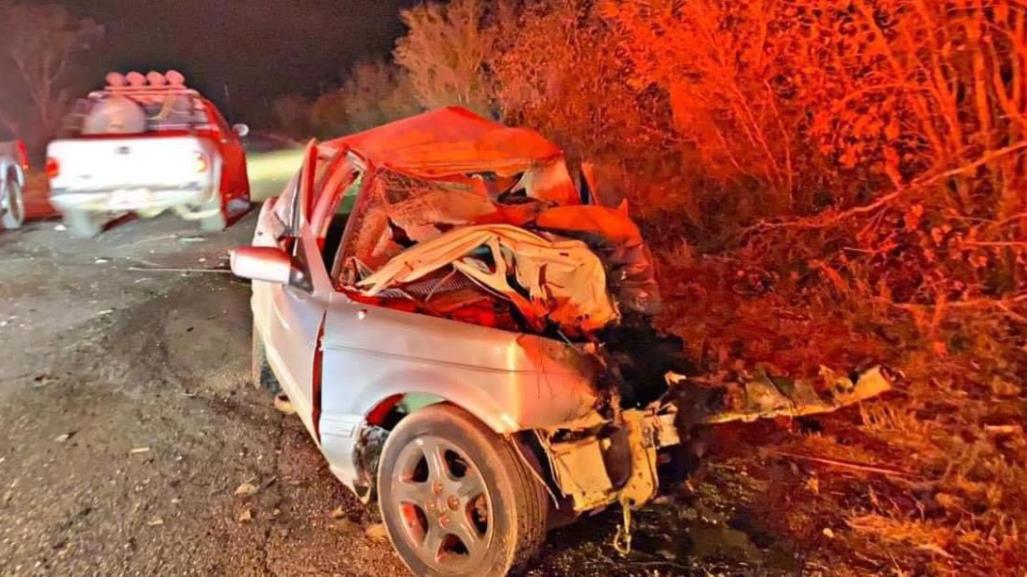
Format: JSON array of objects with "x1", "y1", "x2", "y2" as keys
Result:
[
  {"x1": 237, "y1": 509, "x2": 253, "y2": 523},
  {"x1": 364, "y1": 523, "x2": 388, "y2": 541},
  {"x1": 234, "y1": 482, "x2": 259, "y2": 497},
  {"x1": 273, "y1": 394, "x2": 295, "y2": 415},
  {"x1": 129, "y1": 447, "x2": 151, "y2": 455}
]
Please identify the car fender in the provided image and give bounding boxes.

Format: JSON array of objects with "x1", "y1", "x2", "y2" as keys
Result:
[
  {"x1": 317, "y1": 330, "x2": 599, "y2": 495},
  {"x1": 327, "y1": 357, "x2": 598, "y2": 435}
]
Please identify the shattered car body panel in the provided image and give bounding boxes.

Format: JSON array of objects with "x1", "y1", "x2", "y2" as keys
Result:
[
  {"x1": 234, "y1": 107, "x2": 892, "y2": 530},
  {"x1": 355, "y1": 224, "x2": 619, "y2": 335},
  {"x1": 686, "y1": 365, "x2": 894, "y2": 425}
]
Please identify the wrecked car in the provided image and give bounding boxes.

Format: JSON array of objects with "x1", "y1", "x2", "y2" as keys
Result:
[{"x1": 231, "y1": 108, "x2": 890, "y2": 577}]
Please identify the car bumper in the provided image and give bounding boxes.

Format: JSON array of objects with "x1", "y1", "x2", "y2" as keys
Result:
[{"x1": 49, "y1": 184, "x2": 214, "y2": 214}]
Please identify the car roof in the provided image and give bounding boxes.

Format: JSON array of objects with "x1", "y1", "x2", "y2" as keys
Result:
[{"x1": 322, "y1": 107, "x2": 564, "y2": 179}]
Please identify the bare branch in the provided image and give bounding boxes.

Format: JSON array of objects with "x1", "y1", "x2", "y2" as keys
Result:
[{"x1": 744, "y1": 141, "x2": 1027, "y2": 235}]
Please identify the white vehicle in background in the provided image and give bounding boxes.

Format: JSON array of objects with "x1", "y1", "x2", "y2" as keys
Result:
[
  {"x1": 0, "y1": 139, "x2": 28, "y2": 230},
  {"x1": 46, "y1": 71, "x2": 250, "y2": 238}
]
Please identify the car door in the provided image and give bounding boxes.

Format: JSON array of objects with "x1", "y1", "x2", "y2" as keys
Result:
[{"x1": 257, "y1": 143, "x2": 331, "y2": 440}]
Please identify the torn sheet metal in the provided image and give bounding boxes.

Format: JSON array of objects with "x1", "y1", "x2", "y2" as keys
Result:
[
  {"x1": 535, "y1": 204, "x2": 661, "y2": 316},
  {"x1": 539, "y1": 366, "x2": 892, "y2": 513},
  {"x1": 668, "y1": 365, "x2": 893, "y2": 425},
  {"x1": 542, "y1": 409, "x2": 659, "y2": 513},
  {"x1": 354, "y1": 224, "x2": 619, "y2": 335},
  {"x1": 548, "y1": 435, "x2": 615, "y2": 511}
]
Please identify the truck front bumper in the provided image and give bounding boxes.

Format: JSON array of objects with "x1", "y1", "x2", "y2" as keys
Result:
[{"x1": 50, "y1": 184, "x2": 215, "y2": 218}]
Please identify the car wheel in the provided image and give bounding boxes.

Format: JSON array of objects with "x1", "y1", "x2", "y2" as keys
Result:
[
  {"x1": 251, "y1": 323, "x2": 280, "y2": 394},
  {"x1": 62, "y1": 209, "x2": 103, "y2": 238},
  {"x1": 1, "y1": 174, "x2": 24, "y2": 229},
  {"x1": 377, "y1": 404, "x2": 548, "y2": 577}
]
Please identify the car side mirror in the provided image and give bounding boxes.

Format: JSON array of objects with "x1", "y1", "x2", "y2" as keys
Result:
[
  {"x1": 233, "y1": 123, "x2": 250, "y2": 138},
  {"x1": 230, "y1": 246, "x2": 302, "y2": 286}
]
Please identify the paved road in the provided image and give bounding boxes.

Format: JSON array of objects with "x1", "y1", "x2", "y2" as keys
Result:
[{"x1": 0, "y1": 213, "x2": 796, "y2": 577}]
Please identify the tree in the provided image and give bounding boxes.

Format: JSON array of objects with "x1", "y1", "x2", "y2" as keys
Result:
[
  {"x1": 271, "y1": 94, "x2": 312, "y2": 139},
  {"x1": 334, "y1": 59, "x2": 420, "y2": 134},
  {"x1": 0, "y1": 2, "x2": 102, "y2": 149},
  {"x1": 394, "y1": 0, "x2": 494, "y2": 116}
]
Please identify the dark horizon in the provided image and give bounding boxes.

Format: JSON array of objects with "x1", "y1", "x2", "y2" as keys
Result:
[{"x1": 52, "y1": 0, "x2": 413, "y2": 125}]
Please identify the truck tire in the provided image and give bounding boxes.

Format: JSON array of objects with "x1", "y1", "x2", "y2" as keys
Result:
[
  {"x1": 1, "y1": 171, "x2": 24, "y2": 229},
  {"x1": 63, "y1": 209, "x2": 103, "y2": 238},
  {"x1": 199, "y1": 203, "x2": 227, "y2": 232},
  {"x1": 377, "y1": 404, "x2": 548, "y2": 577},
  {"x1": 251, "y1": 322, "x2": 280, "y2": 394}
]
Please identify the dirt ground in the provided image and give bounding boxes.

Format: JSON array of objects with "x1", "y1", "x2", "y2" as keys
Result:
[{"x1": 0, "y1": 213, "x2": 810, "y2": 577}]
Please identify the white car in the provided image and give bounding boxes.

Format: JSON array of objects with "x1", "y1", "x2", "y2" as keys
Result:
[
  {"x1": 232, "y1": 108, "x2": 891, "y2": 577},
  {"x1": 46, "y1": 71, "x2": 250, "y2": 237}
]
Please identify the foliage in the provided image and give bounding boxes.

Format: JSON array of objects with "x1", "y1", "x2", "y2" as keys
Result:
[
  {"x1": 273, "y1": 60, "x2": 420, "y2": 140},
  {"x1": 488, "y1": 0, "x2": 669, "y2": 159},
  {"x1": 0, "y1": 2, "x2": 101, "y2": 152},
  {"x1": 394, "y1": 0, "x2": 495, "y2": 117},
  {"x1": 329, "y1": 59, "x2": 421, "y2": 135},
  {"x1": 271, "y1": 94, "x2": 313, "y2": 139}
]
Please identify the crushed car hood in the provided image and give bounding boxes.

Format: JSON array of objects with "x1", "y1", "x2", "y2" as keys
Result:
[{"x1": 325, "y1": 107, "x2": 571, "y2": 196}]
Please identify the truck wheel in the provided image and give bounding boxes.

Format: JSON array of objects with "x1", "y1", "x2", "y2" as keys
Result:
[
  {"x1": 199, "y1": 207, "x2": 227, "y2": 232},
  {"x1": 62, "y1": 209, "x2": 103, "y2": 238},
  {"x1": 377, "y1": 404, "x2": 548, "y2": 577},
  {"x1": 1, "y1": 173, "x2": 24, "y2": 229},
  {"x1": 251, "y1": 323, "x2": 280, "y2": 394}
]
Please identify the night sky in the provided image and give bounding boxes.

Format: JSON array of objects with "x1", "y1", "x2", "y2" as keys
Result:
[{"x1": 55, "y1": 0, "x2": 414, "y2": 124}]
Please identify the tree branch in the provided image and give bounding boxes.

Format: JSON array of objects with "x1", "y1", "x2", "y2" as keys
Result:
[{"x1": 743, "y1": 141, "x2": 1027, "y2": 235}]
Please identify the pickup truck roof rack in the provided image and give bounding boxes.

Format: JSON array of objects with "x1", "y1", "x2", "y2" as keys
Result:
[{"x1": 88, "y1": 87, "x2": 201, "y2": 99}]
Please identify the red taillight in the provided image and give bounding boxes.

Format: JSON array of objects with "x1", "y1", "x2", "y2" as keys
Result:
[
  {"x1": 45, "y1": 157, "x2": 60, "y2": 179},
  {"x1": 16, "y1": 141, "x2": 29, "y2": 171},
  {"x1": 194, "y1": 152, "x2": 209, "y2": 173}
]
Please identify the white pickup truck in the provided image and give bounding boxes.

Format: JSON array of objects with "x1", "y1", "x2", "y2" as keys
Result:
[{"x1": 47, "y1": 71, "x2": 250, "y2": 237}]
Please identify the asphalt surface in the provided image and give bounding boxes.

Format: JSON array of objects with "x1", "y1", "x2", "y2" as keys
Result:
[{"x1": 0, "y1": 213, "x2": 799, "y2": 577}]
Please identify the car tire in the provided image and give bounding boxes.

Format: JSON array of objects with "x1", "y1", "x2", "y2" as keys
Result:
[
  {"x1": 1, "y1": 172, "x2": 24, "y2": 229},
  {"x1": 251, "y1": 323, "x2": 281, "y2": 394},
  {"x1": 62, "y1": 209, "x2": 103, "y2": 238},
  {"x1": 377, "y1": 404, "x2": 548, "y2": 577}
]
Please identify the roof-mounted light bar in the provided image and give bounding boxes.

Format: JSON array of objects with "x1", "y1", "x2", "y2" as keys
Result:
[{"x1": 102, "y1": 70, "x2": 194, "y2": 95}]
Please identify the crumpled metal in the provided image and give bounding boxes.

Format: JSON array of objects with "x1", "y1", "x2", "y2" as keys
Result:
[{"x1": 355, "y1": 224, "x2": 620, "y2": 335}]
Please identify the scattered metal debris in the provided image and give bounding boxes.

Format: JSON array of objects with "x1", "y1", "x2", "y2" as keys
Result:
[
  {"x1": 234, "y1": 482, "x2": 259, "y2": 497},
  {"x1": 272, "y1": 394, "x2": 295, "y2": 415}
]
